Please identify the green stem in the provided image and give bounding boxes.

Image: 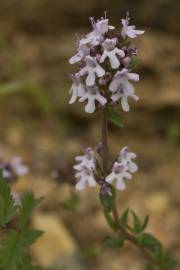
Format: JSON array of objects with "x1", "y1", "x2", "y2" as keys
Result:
[{"x1": 100, "y1": 106, "x2": 161, "y2": 269}]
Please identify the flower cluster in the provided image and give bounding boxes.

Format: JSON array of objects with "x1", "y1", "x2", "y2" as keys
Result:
[
  {"x1": 69, "y1": 12, "x2": 144, "y2": 113},
  {"x1": 74, "y1": 148, "x2": 97, "y2": 190},
  {"x1": 74, "y1": 146, "x2": 137, "y2": 191},
  {"x1": 0, "y1": 157, "x2": 29, "y2": 182},
  {"x1": 105, "y1": 146, "x2": 137, "y2": 190}
]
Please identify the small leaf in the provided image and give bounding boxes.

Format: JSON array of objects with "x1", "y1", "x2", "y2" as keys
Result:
[
  {"x1": 105, "y1": 235, "x2": 124, "y2": 249},
  {"x1": 128, "y1": 57, "x2": 140, "y2": 71},
  {"x1": 18, "y1": 192, "x2": 42, "y2": 229},
  {"x1": 138, "y1": 233, "x2": 161, "y2": 251},
  {"x1": 120, "y1": 208, "x2": 129, "y2": 227},
  {"x1": 130, "y1": 210, "x2": 149, "y2": 233},
  {"x1": 103, "y1": 209, "x2": 117, "y2": 231},
  {"x1": 105, "y1": 107, "x2": 124, "y2": 128},
  {"x1": 141, "y1": 215, "x2": 149, "y2": 231},
  {"x1": 0, "y1": 170, "x2": 17, "y2": 226},
  {"x1": 100, "y1": 193, "x2": 115, "y2": 213}
]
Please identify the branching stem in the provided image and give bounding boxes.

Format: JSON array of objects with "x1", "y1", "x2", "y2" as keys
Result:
[{"x1": 100, "y1": 107, "x2": 161, "y2": 269}]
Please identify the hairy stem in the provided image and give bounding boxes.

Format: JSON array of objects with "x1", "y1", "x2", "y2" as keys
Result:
[{"x1": 100, "y1": 107, "x2": 161, "y2": 269}]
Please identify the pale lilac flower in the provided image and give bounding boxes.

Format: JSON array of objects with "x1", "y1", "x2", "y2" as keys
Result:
[
  {"x1": 121, "y1": 13, "x2": 145, "y2": 39},
  {"x1": 109, "y1": 68, "x2": 139, "y2": 111},
  {"x1": 118, "y1": 146, "x2": 138, "y2": 173},
  {"x1": 74, "y1": 147, "x2": 96, "y2": 171},
  {"x1": 79, "y1": 85, "x2": 107, "y2": 113},
  {"x1": 100, "y1": 39, "x2": 125, "y2": 69},
  {"x1": 0, "y1": 163, "x2": 12, "y2": 180},
  {"x1": 105, "y1": 162, "x2": 132, "y2": 190},
  {"x1": 79, "y1": 56, "x2": 105, "y2": 86},
  {"x1": 69, "y1": 43, "x2": 90, "y2": 64},
  {"x1": 74, "y1": 148, "x2": 97, "y2": 190},
  {"x1": 11, "y1": 157, "x2": 29, "y2": 176},
  {"x1": 80, "y1": 17, "x2": 115, "y2": 47},
  {"x1": 75, "y1": 167, "x2": 97, "y2": 190},
  {"x1": 69, "y1": 73, "x2": 86, "y2": 104},
  {"x1": 0, "y1": 157, "x2": 29, "y2": 182},
  {"x1": 105, "y1": 146, "x2": 137, "y2": 191}
]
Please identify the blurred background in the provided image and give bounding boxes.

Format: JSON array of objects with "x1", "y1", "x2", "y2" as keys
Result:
[{"x1": 0, "y1": 0, "x2": 180, "y2": 269}]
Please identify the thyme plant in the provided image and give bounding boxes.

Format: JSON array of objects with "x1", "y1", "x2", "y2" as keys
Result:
[
  {"x1": 69, "y1": 12, "x2": 176, "y2": 270},
  {"x1": 0, "y1": 12, "x2": 176, "y2": 270}
]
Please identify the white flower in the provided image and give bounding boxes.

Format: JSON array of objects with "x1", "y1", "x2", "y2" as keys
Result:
[
  {"x1": 109, "y1": 68, "x2": 139, "y2": 111},
  {"x1": 69, "y1": 43, "x2": 90, "y2": 64},
  {"x1": 105, "y1": 162, "x2": 132, "y2": 190},
  {"x1": 75, "y1": 167, "x2": 97, "y2": 190},
  {"x1": 69, "y1": 73, "x2": 86, "y2": 104},
  {"x1": 105, "y1": 146, "x2": 138, "y2": 191},
  {"x1": 121, "y1": 13, "x2": 145, "y2": 39},
  {"x1": 80, "y1": 17, "x2": 115, "y2": 47},
  {"x1": 79, "y1": 85, "x2": 107, "y2": 113},
  {"x1": 74, "y1": 148, "x2": 97, "y2": 190},
  {"x1": 11, "y1": 157, "x2": 29, "y2": 176},
  {"x1": 79, "y1": 56, "x2": 105, "y2": 86},
  {"x1": 118, "y1": 146, "x2": 138, "y2": 173},
  {"x1": 1, "y1": 167, "x2": 11, "y2": 179},
  {"x1": 74, "y1": 147, "x2": 96, "y2": 171},
  {"x1": 100, "y1": 39, "x2": 125, "y2": 69}
]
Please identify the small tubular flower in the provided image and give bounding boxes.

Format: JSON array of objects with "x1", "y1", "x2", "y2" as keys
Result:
[
  {"x1": 100, "y1": 39, "x2": 125, "y2": 69},
  {"x1": 11, "y1": 157, "x2": 29, "y2": 176},
  {"x1": 79, "y1": 56, "x2": 105, "y2": 86},
  {"x1": 121, "y1": 13, "x2": 145, "y2": 39},
  {"x1": 80, "y1": 17, "x2": 115, "y2": 47},
  {"x1": 69, "y1": 43, "x2": 90, "y2": 64},
  {"x1": 79, "y1": 85, "x2": 107, "y2": 113},
  {"x1": 105, "y1": 146, "x2": 137, "y2": 191},
  {"x1": 69, "y1": 73, "x2": 86, "y2": 104},
  {"x1": 74, "y1": 148, "x2": 97, "y2": 190},
  {"x1": 105, "y1": 162, "x2": 132, "y2": 190},
  {"x1": 118, "y1": 146, "x2": 138, "y2": 173},
  {"x1": 74, "y1": 147, "x2": 96, "y2": 171},
  {"x1": 109, "y1": 68, "x2": 139, "y2": 111},
  {"x1": 0, "y1": 157, "x2": 29, "y2": 182}
]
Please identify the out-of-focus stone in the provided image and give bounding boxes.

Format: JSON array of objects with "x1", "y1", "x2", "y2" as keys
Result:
[
  {"x1": 13, "y1": 176, "x2": 57, "y2": 198},
  {"x1": 31, "y1": 212, "x2": 81, "y2": 269},
  {"x1": 145, "y1": 192, "x2": 170, "y2": 213}
]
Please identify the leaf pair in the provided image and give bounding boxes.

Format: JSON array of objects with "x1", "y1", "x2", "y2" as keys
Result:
[{"x1": 121, "y1": 208, "x2": 149, "y2": 234}]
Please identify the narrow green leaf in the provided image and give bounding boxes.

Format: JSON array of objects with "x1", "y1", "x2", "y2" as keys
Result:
[
  {"x1": 103, "y1": 209, "x2": 117, "y2": 231},
  {"x1": 18, "y1": 192, "x2": 42, "y2": 229},
  {"x1": 138, "y1": 233, "x2": 161, "y2": 250},
  {"x1": 0, "y1": 170, "x2": 17, "y2": 226},
  {"x1": 100, "y1": 193, "x2": 115, "y2": 213},
  {"x1": 105, "y1": 235, "x2": 124, "y2": 249},
  {"x1": 141, "y1": 215, "x2": 149, "y2": 231},
  {"x1": 128, "y1": 57, "x2": 140, "y2": 71},
  {"x1": 105, "y1": 107, "x2": 124, "y2": 128},
  {"x1": 120, "y1": 208, "x2": 129, "y2": 227}
]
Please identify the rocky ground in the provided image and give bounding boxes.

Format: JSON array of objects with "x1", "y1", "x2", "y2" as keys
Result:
[
  {"x1": 0, "y1": 1, "x2": 179, "y2": 268},
  {"x1": 0, "y1": 24, "x2": 179, "y2": 269}
]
